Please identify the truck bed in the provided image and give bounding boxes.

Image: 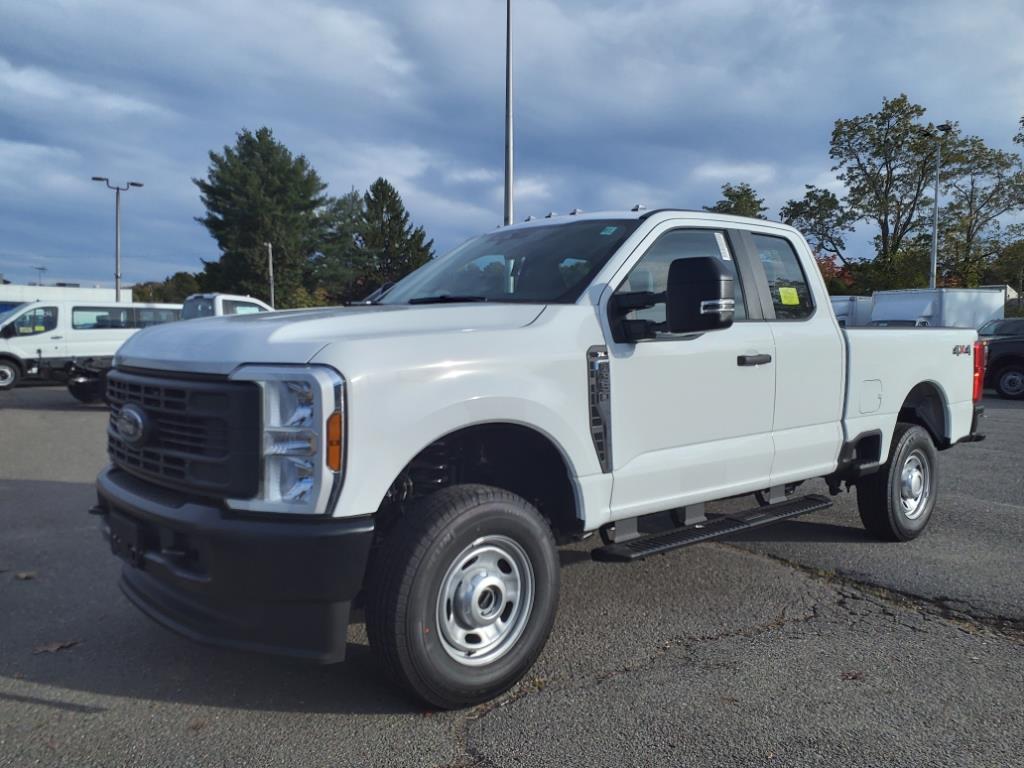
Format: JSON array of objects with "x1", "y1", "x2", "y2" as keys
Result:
[{"x1": 842, "y1": 326, "x2": 979, "y2": 454}]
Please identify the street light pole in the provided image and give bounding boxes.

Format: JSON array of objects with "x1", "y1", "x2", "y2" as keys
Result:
[
  {"x1": 264, "y1": 242, "x2": 275, "y2": 308},
  {"x1": 92, "y1": 177, "x2": 144, "y2": 302},
  {"x1": 929, "y1": 123, "x2": 953, "y2": 290},
  {"x1": 503, "y1": 0, "x2": 514, "y2": 226}
]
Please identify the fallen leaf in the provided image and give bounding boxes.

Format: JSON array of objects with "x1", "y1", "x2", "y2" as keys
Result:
[
  {"x1": 33, "y1": 640, "x2": 80, "y2": 655},
  {"x1": 15, "y1": 571, "x2": 37, "y2": 581},
  {"x1": 187, "y1": 718, "x2": 206, "y2": 732},
  {"x1": 840, "y1": 670, "x2": 864, "y2": 681}
]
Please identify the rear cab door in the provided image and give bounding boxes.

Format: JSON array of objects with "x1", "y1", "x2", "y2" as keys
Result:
[
  {"x1": 601, "y1": 219, "x2": 777, "y2": 520},
  {"x1": 740, "y1": 227, "x2": 845, "y2": 485}
]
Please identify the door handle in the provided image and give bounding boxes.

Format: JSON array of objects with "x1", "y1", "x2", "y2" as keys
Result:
[
  {"x1": 51, "y1": 336, "x2": 63, "y2": 340},
  {"x1": 737, "y1": 353, "x2": 772, "y2": 366}
]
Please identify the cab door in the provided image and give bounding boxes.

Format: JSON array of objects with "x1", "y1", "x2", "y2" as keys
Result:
[
  {"x1": 7, "y1": 305, "x2": 66, "y2": 364},
  {"x1": 603, "y1": 224, "x2": 776, "y2": 520}
]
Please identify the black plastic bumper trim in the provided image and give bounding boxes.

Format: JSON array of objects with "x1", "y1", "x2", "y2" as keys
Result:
[{"x1": 95, "y1": 466, "x2": 374, "y2": 663}]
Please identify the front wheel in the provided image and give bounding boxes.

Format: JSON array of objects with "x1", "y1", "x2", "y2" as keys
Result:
[
  {"x1": 856, "y1": 423, "x2": 938, "y2": 541},
  {"x1": 994, "y1": 364, "x2": 1024, "y2": 400},
  {"x1": 0, "y1": 359, "x2": 20, "y2": 391},
  {"x1": 365, "y1": 484, "x2": 560, "y2": 709}
]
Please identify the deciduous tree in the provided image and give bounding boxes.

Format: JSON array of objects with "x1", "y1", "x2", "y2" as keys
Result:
[{"x1": 703, "y1": 182, "x2": 768, "y2": 219}]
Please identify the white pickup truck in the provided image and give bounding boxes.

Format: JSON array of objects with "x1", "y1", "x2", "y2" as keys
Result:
[{"x1": 92, "y1": 209, "x2": 985, "y2": 709}]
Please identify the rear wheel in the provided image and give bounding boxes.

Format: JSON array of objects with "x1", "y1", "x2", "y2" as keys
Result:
[
  {"x1": 0, "y1": 359, "x2": 20, "y2": 391},
  {"x1": 994, "y1": 363, "x2": 1024, "y2": 400},
  {"x1": 856, "y1": 423, "x2": 938, "y2": 541},
  {"x1": 366, "y1": 484, "x2": 560, "y2": 709}
]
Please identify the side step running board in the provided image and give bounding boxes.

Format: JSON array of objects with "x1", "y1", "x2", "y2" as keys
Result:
[{"x1": 592, "y1": 494, "x2": 832, "y2": 563}]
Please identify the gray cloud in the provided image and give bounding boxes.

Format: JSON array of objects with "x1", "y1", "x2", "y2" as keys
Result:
[{"x1": 1, "y1": 0, "x2": 1022, "y2": 286}]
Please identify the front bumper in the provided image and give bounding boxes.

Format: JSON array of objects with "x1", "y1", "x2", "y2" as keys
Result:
[{"x1": 93, "y1": 466, "x2": 374, "y2": 663}]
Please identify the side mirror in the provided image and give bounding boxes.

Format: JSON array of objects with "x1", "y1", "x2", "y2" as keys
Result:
[
  {"x1": 0, "y1": 323, "x2": 13, "y2": 339},
  {"x1": 665, "y1": 256, "x2": 735, "y2": 334}
]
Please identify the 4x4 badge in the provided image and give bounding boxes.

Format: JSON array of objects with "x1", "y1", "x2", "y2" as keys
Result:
[{"x1": 952, "y1": 344, "x2": 972, "y2": 356}]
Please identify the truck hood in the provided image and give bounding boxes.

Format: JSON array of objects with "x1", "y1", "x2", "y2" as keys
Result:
[{"x1": 115, "y1": 303, "x2": 547, "y2": 375}]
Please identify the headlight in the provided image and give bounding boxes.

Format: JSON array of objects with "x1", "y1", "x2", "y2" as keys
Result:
[{"x1": 226, "y1": 365, "x2": 345, "y2": 515}]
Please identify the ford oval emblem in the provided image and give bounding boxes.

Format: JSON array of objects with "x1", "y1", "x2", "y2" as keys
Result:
[{"x1": 116, "y1": 403, "x2": 148, "y2": 446}]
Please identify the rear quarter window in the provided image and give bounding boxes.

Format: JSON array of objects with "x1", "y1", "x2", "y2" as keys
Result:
[{"x1": 752, "y1": 234, "x2": 815, "y2": 320}]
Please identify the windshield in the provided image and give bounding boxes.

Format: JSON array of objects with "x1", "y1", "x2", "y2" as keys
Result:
[
  {"x1": 182, "y1": 297, "x2": 215, "y2": 319},
  {"x1": 380, "y1": 219, "x2": 640, "y2": 305},
  {"x1": 0, "y1": 303, "x2": 26, "y2": 325}
]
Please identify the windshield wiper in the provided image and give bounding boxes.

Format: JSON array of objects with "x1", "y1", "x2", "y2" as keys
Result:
[{"x1": 408, "y1": 295, "x2": 489, "y2": 305}]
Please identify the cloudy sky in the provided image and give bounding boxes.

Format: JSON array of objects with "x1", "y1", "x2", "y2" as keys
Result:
[{"x1": 1, "y1": 0, "x2": 1023, "y2": 287}]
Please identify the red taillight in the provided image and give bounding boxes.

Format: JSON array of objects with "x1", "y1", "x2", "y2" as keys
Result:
[{"x1": 973, "y1": 340, "x2": 986, "y2": 402}]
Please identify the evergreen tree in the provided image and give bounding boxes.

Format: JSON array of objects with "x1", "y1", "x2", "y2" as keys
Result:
[
  {"x1": 703, "y1": 182, "x2": 768, "y2": 219},
  {"x1": 360, "y1": 177, "x2": 434, "y2": 292},
  {"x1": 193, "y1": 127, "x2": 328, "y2": 308}
]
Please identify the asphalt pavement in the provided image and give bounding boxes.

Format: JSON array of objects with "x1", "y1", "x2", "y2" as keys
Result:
[{"x1": 1, "y1": 385, "x2": 1022, "y2": 767}]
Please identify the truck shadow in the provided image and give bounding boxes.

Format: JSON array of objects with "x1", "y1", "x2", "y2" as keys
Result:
[
  {"x1": 0, "y1": 478, "x2": 428, "y2": 716},
  {"x1": 721, "y1": 518, "x2": 870, "y2": 545}
]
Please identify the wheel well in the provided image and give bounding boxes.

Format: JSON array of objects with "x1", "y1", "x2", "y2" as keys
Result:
[
  {"x1": 0, "y1": 354, "x2": 23, "y2": 373},
  {"x1": 992, "y1": 354, "x2": 1024, "y2": 374},
  {"x1": 376, "y1": 423, "x2": 580, "y2": 543},
  {"x1": 898, "y1": 382, "x2": 948, "y2": 448}
]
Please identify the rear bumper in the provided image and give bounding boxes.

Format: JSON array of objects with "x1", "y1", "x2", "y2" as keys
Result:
[
  {"x1": 94, "y1": 466, "x2": 374, "y2": 663},
  {"x1": 957, "y1": 403, "x2": 986, "y2": 444}
]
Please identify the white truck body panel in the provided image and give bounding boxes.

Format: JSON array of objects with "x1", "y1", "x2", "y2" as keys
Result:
[
  {"x1": 871, "y1": 288, "x2": 1004, "y2": 329},
  {"x1": 111, "y1": 210, "x2": 980, "y2": 530}
]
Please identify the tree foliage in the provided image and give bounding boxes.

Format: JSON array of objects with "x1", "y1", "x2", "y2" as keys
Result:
[
  {"x1": 188, "y1": 129, "x2": 432, "y2": 307},
  {"x1": 360, "y1": 177, "x2": 434, "y2": 288},
  {"x1": 703, "y1": 182, "x2": 768, "y2": 219},
  {"x1": 132, "y1": 271, "x2": 200, "y2": 302},
  {"x1": 194, "y1": 127, "x2": 329, "y2": 308},
  {"x1": 780, "y1": 185, "x2": 855, "y2": 263},
  {"x1": 830, "y1": 94, "x2": 937, "y2": 264},
  {"x1": 938, "y1": 137, "x2": 1024, "y2": 286}
]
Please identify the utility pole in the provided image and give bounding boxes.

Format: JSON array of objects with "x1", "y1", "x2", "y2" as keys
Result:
[
  {"x1": 33, "y1": 266, "x2": 47, "y2": 286},
  {"x1": 503, "y1": 0, "x2": 514, "y2": 226},
  {"x1": 264, "y1": 242, "x2": 275, "y2": 308},
  {"x1": 929, "y1": 123, "x2": 953, "y2": 290},
  {"x1": 92, "y1": 177, "x2": 144, "y2": 301}
]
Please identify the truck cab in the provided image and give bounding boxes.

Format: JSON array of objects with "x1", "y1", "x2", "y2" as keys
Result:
[
  {"x1": 91, "y1": 209, "x2": 985, "y2": 708},
  {"x1": 181, "y1": 293, "x2": 273, "y2": 319}
]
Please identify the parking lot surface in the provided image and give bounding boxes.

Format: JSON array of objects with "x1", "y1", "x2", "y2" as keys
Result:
[{"x1": 2, "y1": 386, "x2": 1023, "y2": 767}]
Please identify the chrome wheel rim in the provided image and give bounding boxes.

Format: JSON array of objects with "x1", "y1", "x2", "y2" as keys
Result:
[
  {"x1": 0, "y1": 364, "x2": 14, "y2": 387},
  {"x1": 899, "y1": 450, "x2": 930, "y2": 520},
  {"x1": 1000, "y1": 370, "x2": 1024, "y2": 397},
  {"x1": 436, "y1": 535, "x2": 534, "y2": 667}
]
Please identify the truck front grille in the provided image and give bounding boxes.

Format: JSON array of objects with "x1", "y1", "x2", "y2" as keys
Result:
[{"x1": 106, "y1": 369, "x2": 262, "y2": 498}]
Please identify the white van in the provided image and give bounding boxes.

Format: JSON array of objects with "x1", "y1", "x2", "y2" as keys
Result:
[{"x1": 0, "y1": 300, "x2": 181, "y2": 390}]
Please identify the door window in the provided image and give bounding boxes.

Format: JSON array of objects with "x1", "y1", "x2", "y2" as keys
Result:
[
  {"x1": 13, "y1": 307, "x2": 58, "y2": 336},
  {"x1": 223, "y1": 300, "x2": 266, "y2": 315},
  {"x1": 751, "y1": 234, "x2": 815, "y2": 320},
  {"x1": 616, "y1": 229, "x2": 747, "y2": 328}
]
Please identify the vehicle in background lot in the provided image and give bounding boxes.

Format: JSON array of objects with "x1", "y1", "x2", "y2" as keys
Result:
[
  {"x1": 830, "y1": 295, "x2": 874, "y2": 327},
  {"x1": 984, "y1": 335, "x2": 1024, "y2": 399},
  {"x1": 92, "y1": 209, "x2": 985, "y2": 709},
  {"x1": 182, "y1": 293, "x2": 272, "y2": 319},
  {"x1": 871, "y1": 288, "x2": 1005, "y2": 329},
  {"x1": 0, "y1": 300, "x2": 181, "y2": 392},
  {"x1": 869, "y1": 318, "x2": 930, "y2": 328},
  {"x1": 978, "y1": 317, "x2": 1024, "y2": 340}
]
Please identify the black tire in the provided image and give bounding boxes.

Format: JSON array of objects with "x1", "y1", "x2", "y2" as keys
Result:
[
  {"x1": 856, "y1": 423, "x2": 938, "y2": 542},
  {"x1": 365, "y1": 484, "x2": 560, "y2": 709},
  {"x1": 68, "y1": 382, "x2": 102, "y2": 404},
  {"x1": 994, "y1": 363, "x2": 1024, "y2": 400},
  {"x1": 0, "y1": 358, "x2": 20, "y2": 391}
]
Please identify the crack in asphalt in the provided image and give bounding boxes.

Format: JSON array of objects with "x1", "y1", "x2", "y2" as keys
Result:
[
  {"x1": 440, "y1": 542, "x2": 1023, "y2": 767},
  {"x1": 721, "y1": 543, "x2": 1024, "y2": 642}
]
